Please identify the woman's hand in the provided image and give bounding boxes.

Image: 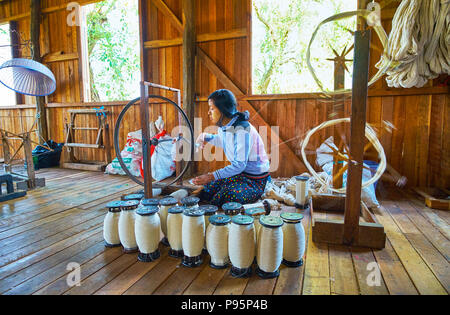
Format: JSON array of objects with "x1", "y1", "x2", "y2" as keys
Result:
[
  {"x1": 195, "y1": 133, "x2": 209, "y2": 150},
  {"x1": 192, "y1": 173, "x2": 215, "y2": 186}
]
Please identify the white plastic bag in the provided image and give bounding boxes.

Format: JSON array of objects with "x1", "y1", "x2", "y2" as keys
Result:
[{"x1": 150, "y1": 133, "x2": 176, "y2": 181}]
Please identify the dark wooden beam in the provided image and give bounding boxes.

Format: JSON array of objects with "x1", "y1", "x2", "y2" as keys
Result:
[
  {"x1": 182, "y1": 0, "x2": 196, "y2": 178},
  {"x1": 30, "y1": 0, "x2": 48, "y2": 143},
  {"x1": 343, "y1": 0, "x2": 371, "y2": 245}
]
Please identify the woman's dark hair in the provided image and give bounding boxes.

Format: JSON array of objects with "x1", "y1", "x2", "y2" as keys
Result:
[
  {"x1": 208, "y1": 89, "x2": 250, "y2": 129},
  {"x1": 208, "y1": 89, "x2": 238, "y2": 119}
]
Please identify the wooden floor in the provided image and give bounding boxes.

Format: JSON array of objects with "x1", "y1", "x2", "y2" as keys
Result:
[{"x1": 0, "y1": 168, "x2": 448, "y2": 295}]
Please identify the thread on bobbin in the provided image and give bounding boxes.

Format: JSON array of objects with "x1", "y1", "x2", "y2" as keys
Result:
[
  {"x1": 256, "y1": 216, "x2": 284, "y2": 279},
  {"x1": 281, "y1": 213, "x2": 305, "y2": 267},
  {"x1": 135, "y1": 206, "x2": 161, "y2": 263},
  {"x1": 228, "y1": 215, "x2": 255, "y2": 278},
  {"x1": 103, "y1": 201, "x2": 122, "y2": 248},
  {"x1": 182, "y1": 208, "x2": 206, "y2": 268},
  {"x1": 118, "y1": 201, "x2": 140, "y2": 253},
  {"x1": 167, "y1": 206, "x2": 185, "y2": 258},
  {"x1": 206, "y1": 214, "x2": 231, "y2": 269}
]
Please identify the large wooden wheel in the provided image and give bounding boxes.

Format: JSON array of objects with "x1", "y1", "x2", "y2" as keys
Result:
[
  {"x1": 113, "y1": 96, "x2": 194, "y2": 188},
  {"x1": 301, "y1": 118, "x2": 387, "y2": 194}
]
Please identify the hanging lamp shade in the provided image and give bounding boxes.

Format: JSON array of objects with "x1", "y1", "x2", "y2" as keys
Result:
[{"x1": 0, "y1": 58, "x2": 56, "y2": 96}]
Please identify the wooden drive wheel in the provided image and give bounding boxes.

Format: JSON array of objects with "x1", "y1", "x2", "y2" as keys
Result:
[
  {"x1": 114, "y1": 96, "x2": 194, "y2": 188},
  {"x1": 301, "y1": 118, "x2": 387, "y2": 194}
]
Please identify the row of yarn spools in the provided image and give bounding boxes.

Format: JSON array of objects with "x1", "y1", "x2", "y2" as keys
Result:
[{"x1": 103, "y1": 194, "x2": 306, "y2": 279}]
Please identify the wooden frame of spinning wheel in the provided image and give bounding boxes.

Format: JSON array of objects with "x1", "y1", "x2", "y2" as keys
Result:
[{"x1": 310, "y1": 0, "x2": 387, "y2": 249}]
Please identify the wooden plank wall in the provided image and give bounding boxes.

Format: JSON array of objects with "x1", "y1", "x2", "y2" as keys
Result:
[{"x1": 0, "y1": 0, "x2": 448, "y2": 189}]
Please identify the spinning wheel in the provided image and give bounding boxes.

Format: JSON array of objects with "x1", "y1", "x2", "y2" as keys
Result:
[
  {"x1": 300, "y1": 118, "x2": 387, "y2": 194},
  {"x1": 114, "y1": 94, "x2": 194, "y2": 188},
  {"x1": 306, "y1": 9, "x2": 393, "y2": 96}
]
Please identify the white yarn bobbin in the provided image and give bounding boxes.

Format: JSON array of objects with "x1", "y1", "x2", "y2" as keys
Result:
[
  {"x1": 157, "y1": 197, "x2": 178, "y2": 247},
  {"x1": 295, "y1": 176, "x2": 310, "y2": 210},
  {"x1": 122, "y1": 193, "x2": 144, "y2": 202},
  {"x1": 200, "y1": 205, "x2": 218, "y2": 254},
  {"x1": 206, "y1": 214, "x2": 231, "y2": 269},
  {"x1": 281, "y1": 213, "x2": 305, "y2": 268},
  {"x1": 182, "y1": 208, "x2": 206, "y2": 268},
  {"x1": 228, "y1": 215, "x2": 255, "y2": 278},
  {"x1": 167, "y1": 206, "x2": 186, "y2": 258},
  {"x1": 170, "y1": 189, "x2": 189, "y2": 202},
  {"x1": 135, "y1": 205, "x2": 161, "y2": 262},
  {"x1": 256, "y1": 216, "x2": 284, "y2": 279},
  {"x1": 103, "y1": 201, "x2": 122, "y2": 248},
  {"x1": 118, "y1": 200, "x2": 140, "y2": 253},
  {"x1": 222, "y1": 202, "x2": 243, "y2": 217}
]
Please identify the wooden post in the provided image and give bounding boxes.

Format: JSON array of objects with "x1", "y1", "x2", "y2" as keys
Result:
[
  {"x1": 30, "y1": 0, "x2": 48, "y2": 144},
  {"x1": 23, "y1": 132, "x2": 36, "y2": 189},
  {"x1": 1, "y1": 131, "x2": 12, "y2": 173},
  {"x1": 182, "y1": 0, "x2": 196, "y2": 179},
  {"x1": 140, "y1": 82, "x2": 153, "y2": 199},
  {"x1": 332, "y1": 59, "x2": 346, "y2": 189},
  {"x1": 9, "y1": 21, "x2": 22, "y2": 105},
  {"x1": 343, "y1": 0, "x2": 371, "y2": 245}
]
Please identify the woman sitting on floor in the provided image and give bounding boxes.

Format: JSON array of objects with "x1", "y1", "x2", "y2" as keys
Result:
[{"x1": 192, "y1": 89, "x2": 271, "y2": 206}]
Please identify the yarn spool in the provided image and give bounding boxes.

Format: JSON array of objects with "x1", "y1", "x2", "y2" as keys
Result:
[
  {"x1": 206, "y1": 215, "x2": 231, "y2": 269},
  {"x1": 181, "y1": 196, "x2": 200, "y2": 210},
  {"x1": 167, "y1": 206, "x2": 186, "y2": 258},
  {"x1": 222, "y1": 202, "x2": 243, "y2": 217},
  {"x1": 182, "y1": 208, "x2": 206, "y2": 268},
  {"x1": 256, "y1": 216, "x2": 284, "y2": 279},
  {"x1": 228, "y1": 215, "x2": 255, "y2": 278},
  {"x1": 118, "y1": 200, "x2": 140, "y2": 253},
  {"x1": 170, "y1": 189, "x2": 189, "y2": 202},
  {"x1": 242, "y1": 200, "x2": 272, "y2": 216},
  {"x1": 135, "y1": 205, "x2": 161, "y2": 262},
  {"x1": 281, "y1": 213, "x2": 305, "y2": 267},
  {"x1": 244, "y1": 208, "x2": 266, "y2": 237},
  {"x1": 103, "y1": 201, "x2": 122, "y2": 248},
  {"x1": 200, "y1": 205, "x2": 218, "y2": 254},
  {"x1": 158, "y1": 197, "x2": 178, "y2": 247},
  {"x1": 122, "y1": 193, "x2": 144, "y2": 202},
  {"x1": 295, "y1": 176, "x2": 309, "y2": 209}
]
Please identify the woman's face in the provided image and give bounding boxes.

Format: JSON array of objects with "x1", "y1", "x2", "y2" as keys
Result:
[{"x1": 208, "y1": 99, "x2": 222, "y2": 125}]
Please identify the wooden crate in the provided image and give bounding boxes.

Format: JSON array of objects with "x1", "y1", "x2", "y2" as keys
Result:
[{"x1": 311, "y1": 194, "x2": 386, "y2": 249}]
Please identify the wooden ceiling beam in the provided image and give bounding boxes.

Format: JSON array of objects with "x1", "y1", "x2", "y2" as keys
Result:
[{"x1": 150, "y1": 0, "x2": 183, "y2": 33}]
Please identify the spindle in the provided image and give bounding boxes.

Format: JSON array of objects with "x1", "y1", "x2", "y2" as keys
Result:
[
  {"x1": 295, "y1": 176, "x2": 310, "y2": 209},
  {"x1": 222, "y1": 202, "x2": 243, "y2": 217}
]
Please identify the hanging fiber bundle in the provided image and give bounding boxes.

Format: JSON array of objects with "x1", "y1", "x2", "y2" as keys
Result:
[{"x1": 376, "y1": 0, "x2": 450, "y2": 88}]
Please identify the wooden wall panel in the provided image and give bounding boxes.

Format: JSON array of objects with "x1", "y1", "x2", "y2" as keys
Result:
[{"x1": 0, "y1": 0, "x2": 448, "y2": 189}]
